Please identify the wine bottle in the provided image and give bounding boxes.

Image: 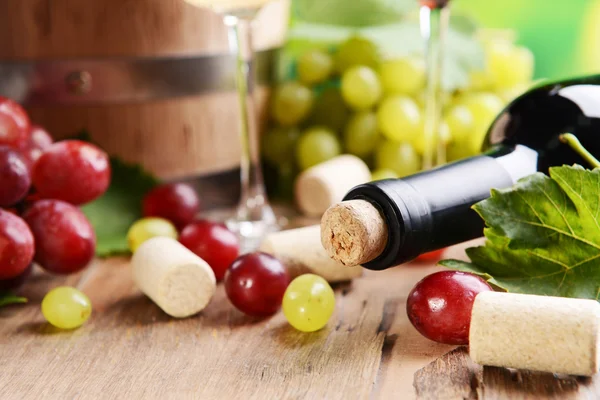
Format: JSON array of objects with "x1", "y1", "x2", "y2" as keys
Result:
[{"x1": 321, "y1": 75, "x2": 600, "y2": 270}]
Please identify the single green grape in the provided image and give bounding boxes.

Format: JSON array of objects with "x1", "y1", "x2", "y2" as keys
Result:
[
  {"x1": 370, "y1": 168, "x2": 398, "y2": 181},
  {"x1": 282, "y1": 274, "x2": 335, "y2": 333},
  {"x1": 308, "y1": 87, "x2": 350, "y2": 133},
  {"x1": 42, "y1": 287, "x2": 92, "y2": 330},
  {"x1": 498, "y1": 83, "x2": 530, "y2": 103},
  {"x1": 296, "y1": 127, "x2": 341, "y2": 170},
  {"x1": 486, "y1": 41, "x2": 534, "y2": 90},
  {"x1": 127, "y1": 217, "x2": 178, "y2": 253},
  {"x1": 341, "y1": 66, "x2": 382, "y2": 110},
  {"x1": 297, "y1": 50, "x2": 333, "y2": 86},
  {"x1": 262, "y1": 127, "x2": 300, "y2": 166},
  {"x1": 456, "y1": 92, "x2": 504, "y2": 155},
  {"x1": 411, "y1": 121, "x2": 451, "y2": 155},
  {"x1": 380, "y1": 57, "x2": 426, "y2": 96},
  {"x1": 467, "y1": 69, "x2": 494, "y2": 91},
  {"x1": 375, "y1": 140, "x2": 421, "y2": 177},
  {"x1": 444, "y1": 105, "x2": 475, "y2": 143},
  {"x1": 334, "y1": 36, "x2": 380, "y2": 74},
  {"x1": 271, "y1": 82, "x2": 313, "y2": 126},
  {"x1": 344, "y1": 111, "x2": 379, "y2": 157},
  {"x1": 377, "y1": 95, "x2": 421, "y2": 143}
]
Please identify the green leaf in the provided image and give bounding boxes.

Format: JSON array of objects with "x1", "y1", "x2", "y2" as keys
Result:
[
  {"x1": 81, "y1": 158, "x2": 158, "y2": 257},
  {"x1": 440, "y1": 165, "x2": 600, "y2": 300},
  {"x1": 0, "y1": 292, "x2": 27, "y2": 308}
]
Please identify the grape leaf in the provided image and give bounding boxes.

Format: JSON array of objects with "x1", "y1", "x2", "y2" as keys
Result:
[
  {"x1": 440, "y1": 165, "x2": 600, "y2": 300},
  {"x1": 0, "y1": 292, "x2": 27, "y2": 308},
  {"x1": 81, "y1": 158, "x2": 158, "y2": 257}
]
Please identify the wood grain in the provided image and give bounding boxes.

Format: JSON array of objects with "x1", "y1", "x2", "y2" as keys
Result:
[{"x1": 1, "y1": 243, "x2": 599, "y2": 399}]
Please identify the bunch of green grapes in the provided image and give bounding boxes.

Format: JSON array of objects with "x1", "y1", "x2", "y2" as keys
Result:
[{"x1": 263, "y1": 33, "x2": 535, "y2": 193}]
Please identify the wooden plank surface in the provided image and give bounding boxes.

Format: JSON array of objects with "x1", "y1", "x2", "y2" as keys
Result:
[{"x1": 1, "y1": 244, "x2": 599, "y2": 399}]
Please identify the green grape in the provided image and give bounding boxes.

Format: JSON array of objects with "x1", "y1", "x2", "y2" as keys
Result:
[
  {"x1": 334, "y1": 36, "x2": 380, "y2": 74},
  {"x1": 282, "y1": 274, "x2": 335, "y2": 332},
  {"x1": 375, "y1": 140, "x2": 421, "y2": 177},
  {"x1": 455, "y1": 92, "x2": 503, "y2": 154},
  {"x1": 341, "y1": 66, "x2": 382, "y2": 110},
  {"x1": 344, "y1": 111, "x2": 379, "y2": 157},
  {"x1": 297, "y1": 50, "x2": 333, "y2": 86},
  {"x1": 42, "y1": 287, "x2": 92, "y2": 330},
  {"x1": 380, "y1": 57, "x2": 426, "y2": 96},
  {"x1": 296, "y1": 127, "x2": 341, "y2": 170},
  {"x1": 411, "y1": 121, "x2": 451, "y2": 155},
  {"x1": 467, "y1": 69, "x2": 494, "y2": 91},
  {"x1": 498, "y1": 83, "x2": 530, "y2": 103},
  {"x1": 271, "y1": 82, "x2": 313, "y2": 126},
  {"x1": 487, "y1": 41, "x2": 534, "y2": 90},
  {"x1": 370, "y1": 168, "x2": 398, "y2": 181},
  {"x1": 127, "y1": 217, "x2": 178, "y2": 253},
  {"x1": 377, "y1": 95, "x2": 421, "y2": 143},
  {"x1": 447, "y1": 140, "x2": 476, "y2": 162},
  {"x1": 308, "y1": 87, "x2": 350, "y2": 133},
  {"x1": 444, "y1": 105, "x2": 475, "y2": 143},
  {"x1": 262, "y1": 127, "x2": 300, "y2": 166}
]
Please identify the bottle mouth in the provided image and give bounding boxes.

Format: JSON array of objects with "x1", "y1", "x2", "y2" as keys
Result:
[{"x1": 343, "y1": 179, "x2": 432, "y2": 270}]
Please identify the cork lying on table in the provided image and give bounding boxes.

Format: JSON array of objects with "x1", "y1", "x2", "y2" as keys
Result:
[
  {"x1": 259, "y1": 225, "x2": 363, "y2": 282},
  {"x1": 320, "y1": 199, "x2": 388, "y2": 266},
  {"x1": 131, "y1": 237, "x2": 216, "y2": 318},
  {"x1": 470, "y1": 291, "x2": 600, "y2": 376},
  {"x1": 295, "y1": 155, "x2": 371, "y2": 217}
]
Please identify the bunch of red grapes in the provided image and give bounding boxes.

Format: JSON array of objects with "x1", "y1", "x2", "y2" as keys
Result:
[{"x1": 0, "y1": 97, "x2": 111, "y2": 291}]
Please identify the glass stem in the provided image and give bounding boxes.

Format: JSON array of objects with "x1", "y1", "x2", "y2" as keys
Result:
[
  {"x1": 224, "y1": 15, "x2": 270, "y2": 221},
  {"x1": 420, "y1": 4, "x2": 450, "y2": 169}
]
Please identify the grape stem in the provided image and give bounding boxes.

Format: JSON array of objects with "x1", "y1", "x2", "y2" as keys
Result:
[{"x1": 559, "y1": 133, "x2": 600, "y2": 169}]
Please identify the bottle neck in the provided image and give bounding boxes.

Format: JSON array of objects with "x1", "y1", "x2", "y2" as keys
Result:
[{"x1": 344, "y1": 145, "x2": 538, "y2": 270}]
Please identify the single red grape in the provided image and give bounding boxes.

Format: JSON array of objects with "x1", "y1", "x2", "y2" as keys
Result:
[
  {"x1": 0, "y1": 97, "x2": 30, "y2": 148},
  {"x1": 0, "y1": 263, "x2": 33, "y2": 291},
  {"x1": 406, "y1": 270, "x2": 492, "y2": 345},
  {"x1": 32, "y1": 140, "x2": 111, "y2": 205},
  {"x1": 27, "y1": 125, "x2": 53, "y2": 150},
  {"x1": 18, "y1": 125, "x2": 54, "y2": 169},
  {"x1": 179, "y1": 220, "x2": 239, "y2": 281},
  {"x1": 23, "y1": 199, "x2": 96, "y2": 275},
  {"x1": 0, "y1": 209, "x2": 34, "y2": 279},
  {"x1": 224, "y1": 252, "x2": 290, "y2": 317},
  {"x1": 0, "y1": 146, "x2": 31, "y2": 207},
  {"x1": 143, "y1": 183, "x2": 200, "y2": 229},
  {"x1": 415, "y1": 248, "x2": 446, "y2": 263}
]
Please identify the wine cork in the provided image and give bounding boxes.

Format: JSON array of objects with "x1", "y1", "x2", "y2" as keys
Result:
[
  {"x1": 295, "y1": 155, "x2": 371, "y2": 217},
  {"x1": 320, "y1": 200, "x2": 388, "y2": 266},
  {"x1": 259, "y1": 225, "x2": 363, "y2": 282},
  {"x1": 131, "y1": 237, "x2": 216, "y2": 318},
  {"x1": 470, "y1": 291, "x2": 600, "y2": 376}
]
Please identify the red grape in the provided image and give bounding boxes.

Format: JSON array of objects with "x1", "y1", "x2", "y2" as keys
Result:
[
  {"x1": 143, "y1": 183, "x2": 200, "y2": 229},
  {"x1": 32, "y1": 140, "x2": 111, "y2": 205},
  {"x1": 19, "y1": 125, "x2": 54, "y2": 168},
  {"x1": 224, "y1": 252, "x2": 290, "y2": 317},
  {"x1": 0, "y1": 209, "x2": 34, "y2": 279},
  {"x1": 0, "y1": 97, "x2": 30, "y2": 148},
  {"x1": 406, "y1": 271, "x2": 492, "y2": 345},
  {"x1": 415, "y1": 248, "x2": 446, "y2": 263},
  {"x1": 23, "y1": 199, "x2": 96, "y2": 275},
  {"x1": 0, "y1": 146, "x2": 31, "y2": 207},
  {"x1": 179, "y1": 220, "x2": 239, "y2": 280},
  {"x1": 0, "y1": 263, "x2": 33, "y2": 291}
]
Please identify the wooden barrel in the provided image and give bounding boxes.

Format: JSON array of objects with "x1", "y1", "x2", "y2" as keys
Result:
[{"x1": 0, "y1": 0, "x2": 289, "y2": 180}]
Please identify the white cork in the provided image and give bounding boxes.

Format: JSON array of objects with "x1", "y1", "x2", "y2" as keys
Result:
[
  {"x1": 295, "y1": 155, "x2": 371, "y2": 217},
  {"x1": 131, "y1": 237, "x2": 216, "y2": 318},
  {"x1": 259, "y1": 225, "x2": 363, "y2": 282},
  {"x1": 470, "y1": 291, "x2": 600, "y2": 376}
]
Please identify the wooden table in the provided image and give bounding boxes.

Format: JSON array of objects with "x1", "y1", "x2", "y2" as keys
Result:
[{"x1": 1, "y1": 244, "x2": 599, "y2": 399}]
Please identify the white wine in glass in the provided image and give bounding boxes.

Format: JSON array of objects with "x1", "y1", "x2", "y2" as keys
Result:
[{"x1": 184, "y1": 0, "x2": 280, "y2": 251}]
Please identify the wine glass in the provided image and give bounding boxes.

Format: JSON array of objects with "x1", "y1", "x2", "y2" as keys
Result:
[
  {"x1": 419, "y1": 0, "x2": 451, "y2": 169},
  {"x1": 184, "y1": 0, "x2": 280, "y2": 251}
]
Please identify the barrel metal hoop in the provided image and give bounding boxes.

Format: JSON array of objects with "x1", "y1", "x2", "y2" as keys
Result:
[{"x1": 0, "y1": 48, "x2": 277, "y2": 106}]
